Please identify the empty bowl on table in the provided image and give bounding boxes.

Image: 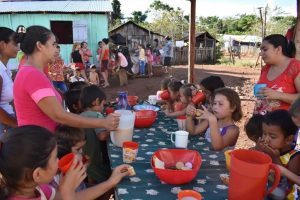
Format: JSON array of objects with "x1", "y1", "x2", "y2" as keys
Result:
[
  {"x1": 134, "y1": 110, "x2": 157, "y2": 128},
  {"x1": 151, "y1": 149, "x2": 202, "y2": 185},
  {"x1": 133, "y1": 104, "x2": 159, "y2": 112}
]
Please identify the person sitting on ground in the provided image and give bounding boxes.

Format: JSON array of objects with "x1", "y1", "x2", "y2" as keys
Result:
[
  {"x1": 88, "y1": 64, "x2": 99, "y2": 86},
  {"x1": 186, "y1": 88, "x2": 242, "y2": 151},
  {"x1": 70, "y1": 67, "x2": 85, "y2": 83}
]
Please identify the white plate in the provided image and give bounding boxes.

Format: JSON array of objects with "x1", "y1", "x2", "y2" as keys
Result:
[{"x1": 133, "y1": 104, "x2": 159, "y2": 112}]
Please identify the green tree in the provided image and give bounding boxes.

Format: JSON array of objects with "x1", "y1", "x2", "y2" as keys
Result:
[
  {"x1": 149, "y1": 0, "x2": 174, "y2": 12},
  {"x1": 129, "y1": 11, "x2": 148, "y2": 24},
  {"x1": 111, "y1": 0, "x2": 123, "y2": 25}
]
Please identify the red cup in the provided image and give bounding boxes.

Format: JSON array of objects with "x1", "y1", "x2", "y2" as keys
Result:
[
  {"x1": 192, "y1": 92, "x2": 206, "y2": 104},
  {"x1": 160, "y1": 90, "x2": 170, "y2": 100},
  {"x1": 178, "y1": 190, "x2": 202, "y2": 200},
  {"x1": 105, "y1": 107, "x2": 115, "y2": 115},
  {"x1": 58, "y1": 153, "x2": 75, "y2": 173}
]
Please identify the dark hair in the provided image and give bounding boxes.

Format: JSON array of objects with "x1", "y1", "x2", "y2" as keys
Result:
[
  {"x1": 214, "y1": 88, "x2": 242, "y2": 122},
  {"x1": 102, "y1": 38, "x2": 109, "y2": 45},
  {"x1": 161, "y1": 78, "x2": 172, "y2": 90},
  {"x1": 168, "y1": 80, "x2": 183, "y2": 93},
  {"x1": 289, "y1": 97, "x2": 300, "y2": 118},
  {"x1": 180, "y1": 84, "x2": 193, "y2": 99},
  {"x1": 165, "y1": 36, "x2": 171, "y2": 41},
  {"x1": 15, "y1": 25, "x2": 26, "y2": 43},
  {"x1": 19, "y1": 25, "x2": 53, "y2": 55},
  {"x1": 245, "y1": 114, "x2": 264, "y2": 142},
  {"x1": 0, "y1": 125, "x2": 56, "y2": 198},
  {"x1": 98, "y1": 41, "x2": 102, "y2": 45},
  {"x1": 57, "y1": 45, "x2": 60, "y2": 49},
  {"x1": 80, "y1": 85, "x2": 106, "y2": 109},
  {"x1": 64, "y1": 89, "x2": 82, "y2": 114},
  {"x1": 68, "y1": 81, "x2": 88, "y2": 91},
  {"x1": 200, "y1": 76, "x2": 225, "y2": 92},
  {"x1": 55, "y1": 125, "x2": 85, "y2": 159},
  {"x1": 80, "y1": 41, "x2": 87, "y2": 48},
  {"x1": 0, "y1": 27, "x2": 16, "y2": 43},
  {"x1": 263, "y1": 109, "x2": 298, "y2": 138},
  {"x1": 263, "y1": 34, "x2": 296, "y2": 58}
]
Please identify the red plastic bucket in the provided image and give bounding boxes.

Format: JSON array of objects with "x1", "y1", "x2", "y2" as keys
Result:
[{"x1": 228, "y1": 149, "x2": 280, "y2": 200}]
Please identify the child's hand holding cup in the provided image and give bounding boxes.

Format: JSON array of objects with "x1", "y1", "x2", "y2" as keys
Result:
[{"x1": 254, "y1": 83, "x2": 267, "y2": 99}]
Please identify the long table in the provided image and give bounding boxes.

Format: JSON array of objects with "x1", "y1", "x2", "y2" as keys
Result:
[{"x1": 108, "y1": 112, "x2": 229, "y2": 200}]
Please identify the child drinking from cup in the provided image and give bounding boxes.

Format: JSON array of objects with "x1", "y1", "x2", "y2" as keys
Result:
[
  {"x1": 186, "y1": 88, "x2": 242, "y2": 151},
  {"x1": 0, "y1": 125, "x2": 131, "y2": 200},
  {"x1": 257, "y1": 110, "x2": 300, "y2": 200},
  {"x1": 79, "y1": 85, "x2": 111, "y2": 184},
  {"x1": 157, "y1": 77, "x2": 173, "y2": 105},
  {"x1": 163, "y1": 80, "x2": 184, "y2": 117},
  {"x1": 244, "y1": 114, "x2": 264, "y2": 150}
]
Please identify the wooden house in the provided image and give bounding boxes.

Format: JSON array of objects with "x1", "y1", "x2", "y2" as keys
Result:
[
  {"x1": 109, "y1": 21, "x2": 165, "y2": 49},
  {"x1": 175, "y1": 32, "x2": 217, "y2": 64}
]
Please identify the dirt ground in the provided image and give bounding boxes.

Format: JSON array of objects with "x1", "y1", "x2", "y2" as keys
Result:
[{"x1": 102, "y1": 64, "x2": 261, "y2": 149}]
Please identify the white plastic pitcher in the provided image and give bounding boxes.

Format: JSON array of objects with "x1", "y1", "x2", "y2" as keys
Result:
[{"x1": 110, "y1": 110, "x2": 135, "y2": 147}]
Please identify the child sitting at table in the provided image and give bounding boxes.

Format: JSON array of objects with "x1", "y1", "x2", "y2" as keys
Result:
[
  {"x1": 244, "y1": 114, "x2": 264, "y2": 150},
  {"x1": 257, "y1": 109, "x2": 300, "y2": 200},
  {"x1": 163, "y1": 79, "x2": 184, "y2": 117},
  {"x1": 157, "y1": 77, "x2": 173, "y2": 105},
  {"x1": 79, "y1": 85, "x2": 111, "y2": 185},
  {"x1": 197, "y1": 75, "x2": 225, "y2": 108},
  {"x1": 186, "y1": 88, "x2": 242, "y2": 151},
  {"x1": 65, "y1": 82, "x2": 88, "y2": 114},
  {"x1": 0, "y1": 125, "x2": 130, "y2": 200}
]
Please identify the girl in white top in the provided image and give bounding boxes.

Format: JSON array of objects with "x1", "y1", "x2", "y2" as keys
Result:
[
  {"x1": 186, "y1": 88, "x2": 242, "y2": 151},
  {"x1": 0, "y1": 27, "x2": 18, "y2": 135}
]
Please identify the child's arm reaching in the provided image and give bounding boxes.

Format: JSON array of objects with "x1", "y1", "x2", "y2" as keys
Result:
[
  {"x1": 277, "y1": 164, "x2": 300, "y2": 186},
  {"x1": 198, "y1": 106, "x2": 239, "y2": 151}
]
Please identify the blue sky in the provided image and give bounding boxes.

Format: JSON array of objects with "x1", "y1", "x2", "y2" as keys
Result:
[{"x1": 119, "y1": 0, "x2": 296, "y2": 20}]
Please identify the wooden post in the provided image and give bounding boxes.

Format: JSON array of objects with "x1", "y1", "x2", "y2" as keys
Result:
[
  {"x1": 295, "y1": 0, "x2": 300, "y2": 59},
  {"x1": 188, "y1": 0, "x2": 196, "y2": 84}
]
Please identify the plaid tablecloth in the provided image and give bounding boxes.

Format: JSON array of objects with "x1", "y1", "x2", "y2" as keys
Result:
[{"x1": 108, "y1": 112, "x2": 228, "y2": 200}]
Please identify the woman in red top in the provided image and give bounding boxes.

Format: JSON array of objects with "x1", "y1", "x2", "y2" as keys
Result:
[
  {"x1": 254, "y1": 34, "x2": 300, "y2": 115},
  {"x1": 101, "y1": 38, "x2": 110, "y2": 88}
]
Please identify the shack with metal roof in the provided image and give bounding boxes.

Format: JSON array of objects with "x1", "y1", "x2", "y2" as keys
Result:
[{"x1": 0, "y1": 0, "x2": 112, "y2": 65}]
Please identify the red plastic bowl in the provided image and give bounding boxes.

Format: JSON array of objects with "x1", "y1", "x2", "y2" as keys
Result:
[
  {"x1": 134, "y1": 110, "x2": 157, "y2": 128},
  {"x1": 151, "y1": 149, "x2": 202, "y2": 185}
]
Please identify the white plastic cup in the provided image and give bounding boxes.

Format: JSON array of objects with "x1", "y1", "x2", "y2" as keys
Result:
[{"x1": 171, "y1": 131, "x2": 189, "y2": 148}]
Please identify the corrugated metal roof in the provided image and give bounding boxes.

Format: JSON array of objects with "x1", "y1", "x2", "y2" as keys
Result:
[{"x1": 0, "y1": 0, "x2": 112, "y2": 13}]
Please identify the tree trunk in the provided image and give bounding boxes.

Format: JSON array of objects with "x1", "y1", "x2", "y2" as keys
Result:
[{"x1": 295, "y1": 0, "x2": 300, "y2": 59}]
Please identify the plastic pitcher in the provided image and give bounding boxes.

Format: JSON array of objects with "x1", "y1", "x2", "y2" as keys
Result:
[
  {"x1": 110, "y1": 110, "x2": 135, "y2": 147},
  {"x1": 228, "y1": 149, "x2": 280, "y2": 200}
]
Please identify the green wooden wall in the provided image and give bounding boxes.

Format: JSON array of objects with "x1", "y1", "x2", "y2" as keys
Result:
[{"x1": 0, "y1": 13, "x2": 108, "y2": 66}]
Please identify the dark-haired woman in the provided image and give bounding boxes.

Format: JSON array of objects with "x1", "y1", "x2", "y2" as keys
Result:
[
  {"x1": 100, "y1": 38, "x2": 110, "y2": 88},
  {"x1": 0, "y1": 27, "x2": 18, "y2": 136},
  {"x1": 254, "y1": 34, "x2": 300, "y2": 115},
  {"x1": 13, "y1": 25, "x2": 120, "y2": 132}
]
